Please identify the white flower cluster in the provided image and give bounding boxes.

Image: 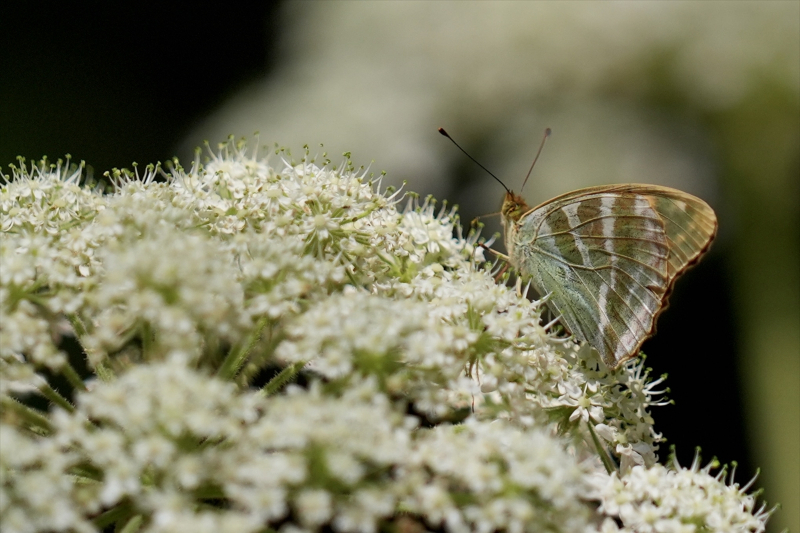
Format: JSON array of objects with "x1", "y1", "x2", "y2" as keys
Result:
[
  {"x1": 0, "y1": 141, "x2": 771, "y2": 532},
  {"x1": 2, "y1": 359, "x2": 593, "y2": 533},
  {"x1": 595, "y1": 458, "x2": 772, "y2": 533}
]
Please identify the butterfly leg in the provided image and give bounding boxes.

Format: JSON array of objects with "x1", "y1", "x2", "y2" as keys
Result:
[
  {"x1": 515, "y1": 276, "x2": 524, "y2": 297},
  {"x1": 494, "y1": 263, "x2": 509, "y2": 283},
  {"x1": 478, "y1": 243, "x2": 511, "y2": 282},
  {"x1": 479, "y1": 242, "x2": 509, "y2": 262}
]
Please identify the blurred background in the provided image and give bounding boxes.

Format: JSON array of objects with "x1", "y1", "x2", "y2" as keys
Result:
[{"x1": 2, "y1": 3, "x2": 797, "y2": 531}]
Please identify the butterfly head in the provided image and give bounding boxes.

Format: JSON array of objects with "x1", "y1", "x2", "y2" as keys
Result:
[{"x1": 501, "y1": 191, "x2": 530, "y2": 226}]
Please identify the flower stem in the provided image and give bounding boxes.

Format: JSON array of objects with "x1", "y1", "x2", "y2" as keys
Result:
[
  {"x1": 92, "y1": 502, "x2": 134, "y2": 529},
  {"x1": 39, "y1": 382, "x2": 74, "y2": 412},
  {"x1": 61, "y1": 360, "x2": 87, "y2": 392},
  {"x1": 67, "y1": 313, "x2": 114, "y2": 381},
  {"x1": 118, "y1": 514, "x2": 143, "y2": 533},
  {"x1": 261, "y1": 361, "x2": 306, "y2": 397},
  {"x1": 0, "y1": 395, "x2": 53, "y2": 433},
  {"x1": 587, "y1": 422, "x2": 616, "y2": 475},
  {"x1": 217, "y1": 316, "x2": 269, "y2": 380}
]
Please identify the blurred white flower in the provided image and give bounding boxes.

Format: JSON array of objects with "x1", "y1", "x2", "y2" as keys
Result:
[{"x1": 182, "y1": 2, "x2": 797, "y2": 208}]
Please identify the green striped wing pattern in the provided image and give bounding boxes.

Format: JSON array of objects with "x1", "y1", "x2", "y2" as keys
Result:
[{"x1": 503, "y1": 184, "x2": 717, "y2": 368}]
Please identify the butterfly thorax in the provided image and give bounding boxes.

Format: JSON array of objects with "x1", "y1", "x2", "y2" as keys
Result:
[
  {"x1": 501, "y1": 192, "x2": 530, "y2": 225},
  {"x1": 500, "y1": 192, "x2": 531, "y2": 264}
]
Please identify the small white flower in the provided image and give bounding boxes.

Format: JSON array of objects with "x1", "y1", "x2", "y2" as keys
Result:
[{"x1": 296, "y1": 489, "x2": 333, "y2": 527}]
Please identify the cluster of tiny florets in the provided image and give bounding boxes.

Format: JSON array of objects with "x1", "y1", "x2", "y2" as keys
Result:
[
  {"x1": 0, "y1": 141, "x2": 770, "y2": 532},
  {"x1": 594, "y1": 457, "x2": 772, "y2": 533}
]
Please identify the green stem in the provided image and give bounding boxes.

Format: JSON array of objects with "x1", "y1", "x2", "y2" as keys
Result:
[
  {"x1": 140, "y1": 322, "x2": 154, "y2": 359},
  {"x1": 94, "y1": 361, "x2": 116, "y2": 383},
  {"x1": 343, "y1": 265, "x2": 360, "y2": 287},
  {"x1": 261, "y1": 361, "x2": 305, "y2": 397},
  {"x1": 39, "y1": 383, "x2": 74, "y2": 412},
  {"x1": 117, "y1": 514, "x2": 143, "y2": 533},
  {"x1": 92, "y1": 502, "x2": 133, "y2": 529},
  {"x1": 217, "y1": 316, "x2": 269, "y2": 380},
  {"x1": 67, "y1": 313, "x2": 114, "y2": 381},
  {"x1": 0, "y1": 396, "x2": 53, "y2": 433},
  {"x1": 61, "y1": 361, "x2": 87, "y2": 392},
  {"x1": 587, "y1": 421, "x2": 616, "y2": 475},
  {"x1": 67, "y1": 312, "x2": 89, "y2": 338},
  {"x1": 69, "y1": 464, "x2": 104, "y2": 483}
]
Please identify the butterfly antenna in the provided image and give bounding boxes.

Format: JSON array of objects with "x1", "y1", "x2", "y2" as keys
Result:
[
  {"x1": 519, "y1": 127, "x2": 552, "y2": 193},
  {"x1": 438, "y1": 128, "x2": 510, "y2": 193}
]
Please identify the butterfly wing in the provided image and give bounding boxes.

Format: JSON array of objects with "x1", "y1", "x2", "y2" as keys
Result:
[{"x1": 508, "y1": 184, "x2": 716, "y2": 368}]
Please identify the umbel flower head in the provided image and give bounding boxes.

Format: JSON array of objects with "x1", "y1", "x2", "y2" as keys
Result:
[{"x1": 0, "y1": 139, "x2": 771, "y2": 532}]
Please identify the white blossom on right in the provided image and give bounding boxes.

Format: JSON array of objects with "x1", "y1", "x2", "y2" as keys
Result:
[{"x1": 594, "y1": 457, "x2": 773, "y2": 533}]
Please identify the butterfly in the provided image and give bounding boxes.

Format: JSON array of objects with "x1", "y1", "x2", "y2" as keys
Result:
[
  {"x1": 439, "y1": 128, "x2": 718, "y2": 369},
  {"x1": 501, "y1": 184, "x2": 717, "y2": 368}
]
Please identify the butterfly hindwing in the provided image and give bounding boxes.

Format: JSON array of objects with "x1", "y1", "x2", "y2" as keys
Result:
[
  {"x1": 635, "y1": 188, "x2": 718, "y2": 282},
  {"x1": 504, "y1": 184, "x2": 717, "y2": 368}
]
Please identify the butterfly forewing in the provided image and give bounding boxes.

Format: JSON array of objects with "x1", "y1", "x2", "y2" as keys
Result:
[
  {"x1": 638, "y1": 190, "x2": 717, "y2": 281},
  {"x1": 505, "y1": 184, "x2": 717, "y2": 368}
]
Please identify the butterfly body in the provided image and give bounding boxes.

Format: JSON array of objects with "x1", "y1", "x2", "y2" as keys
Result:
[{"x1": 501, "y1": 185, "x2": 717, "y2": 369}]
